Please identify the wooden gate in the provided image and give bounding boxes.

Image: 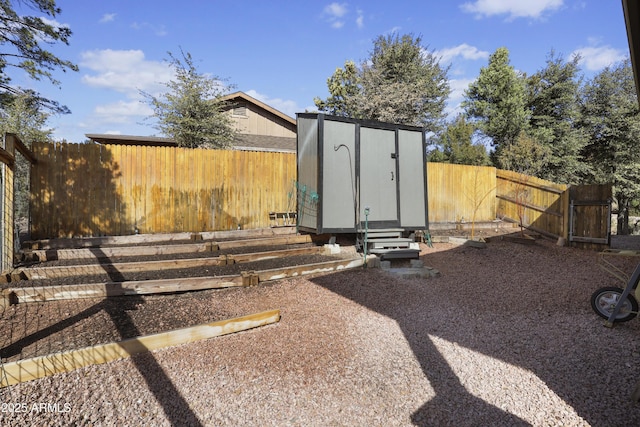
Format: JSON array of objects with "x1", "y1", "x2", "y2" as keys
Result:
[{"x1": 568, "y1": 184, "x2": 612, "y2": 248}]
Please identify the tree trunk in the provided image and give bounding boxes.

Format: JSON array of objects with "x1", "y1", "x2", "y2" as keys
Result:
[{"x1": 617, "y1": 196, "x2": 631, "y2": 235}]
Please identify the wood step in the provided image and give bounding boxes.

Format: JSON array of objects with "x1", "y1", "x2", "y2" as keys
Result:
[
  {"x1": 360, "y1": 231, "x2": 403, "y2": 238},
  {"x1": 368, "y1": 238, "x2": 414, "y2": 249},
  {"x1": 358, "y1": 227, "x2": 404, "y2": 233},
  {"x1": 369, "y1": 248, "x2": 420, "y2": 260}
]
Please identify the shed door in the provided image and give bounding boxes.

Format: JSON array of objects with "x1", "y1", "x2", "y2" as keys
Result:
[{"x1": 359, "y1": 127, "x2": 398, "y2": 225}]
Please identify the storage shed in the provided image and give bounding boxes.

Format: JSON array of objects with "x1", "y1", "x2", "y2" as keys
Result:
[{"x1": 296, "y1": 113, "x2": 428, "y2": 255}]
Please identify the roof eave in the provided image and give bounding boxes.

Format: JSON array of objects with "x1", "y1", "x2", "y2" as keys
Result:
[{"x1": 623, "y1": 0, "x2": 640, "y2": 100}]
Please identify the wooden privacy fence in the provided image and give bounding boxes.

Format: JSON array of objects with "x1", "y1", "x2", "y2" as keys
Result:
[
  {"x1": 28, "y1": 142, "x2": 603, "y2": 244},
  {"x1": 30, "y1": 142, "x2": 297, "y2": 240},
  {"x1": 427, "y1": 162, "x2": 497, "y2": 224}
]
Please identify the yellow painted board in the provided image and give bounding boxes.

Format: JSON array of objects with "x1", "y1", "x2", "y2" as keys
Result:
[{"x1": 0, "y1": 309, "x2": 280, "y2": 387}]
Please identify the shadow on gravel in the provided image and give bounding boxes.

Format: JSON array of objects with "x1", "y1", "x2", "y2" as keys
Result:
[
  {"x1": 93, "y1": 247, "x2": 205, "y2": 427},
  {"x1": 1, "y1": 248, "x2": 204, "y2": 427},
  {"x1": 311, "y1": 240, "x2": 640, "y2": 426},
  {"x1": 312, "y1": 268, "x2": 529, "y2": 426}
]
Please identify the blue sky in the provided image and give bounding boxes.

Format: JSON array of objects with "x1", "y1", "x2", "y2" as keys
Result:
[{"x1": 13, "y1": 0, "x2": 632, "y2": 142}]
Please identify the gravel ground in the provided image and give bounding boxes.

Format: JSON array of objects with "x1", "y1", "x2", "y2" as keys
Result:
[{"x1": 2, "y1": 236, "x2": 640, "y2": 426}]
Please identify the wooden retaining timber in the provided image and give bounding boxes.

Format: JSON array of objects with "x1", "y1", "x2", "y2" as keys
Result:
[
  {"x1": 16, "y1": 246, "x2": 326, "y2": 280},
  {"x1": 255, "y1": 257, "x2": 369, "y2": 281},
  {"x1": 3, "y1": 275, "x2": 245, "y2": 304},
  {"x1": 21, "y1": 234, "x2": 313, "y2": 262},
  {"x1": 0, "y1": 309, "x2": 281, "y2": 387},
  {"x1": 23, "y1": 226, "x2": 297, "y2": 250},
  {"x1": 226, "y1": 245, "x2": 321, "y2": 264},
  {"x1": 2, "y1": 256, "x2": 368, "y2": 305},
  {"x1": 24, "y1": 242, "x2": 214, "y2": 262},
  {"x1": 215, "y1": 234, "x2": 311, "y2": 250}
]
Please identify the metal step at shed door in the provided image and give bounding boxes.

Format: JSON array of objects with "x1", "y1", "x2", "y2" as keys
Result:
[{"x1": 357, "y1": 228, "x2": 420, "y2": 260}]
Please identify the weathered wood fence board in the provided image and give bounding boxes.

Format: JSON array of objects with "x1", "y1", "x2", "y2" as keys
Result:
[
  {"x1": 30, "y1": 142, "x2": 297, "y2": 239},
  {"x1": 569, "y1": 184, "x2": 612, "y2": 248},
  {"x1": 427, "y1": 162, "x2": 497, "y2": 224},
  {"x1": 496, "y1": 169, "x2": 569, "y2": 239}
]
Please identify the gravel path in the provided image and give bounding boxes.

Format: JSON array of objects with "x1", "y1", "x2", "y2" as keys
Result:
[{"x1": 2, "y1": 237, "x2": 640, "y2": 426}]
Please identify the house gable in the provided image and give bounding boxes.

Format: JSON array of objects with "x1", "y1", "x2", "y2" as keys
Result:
[
  {"x1": 85, "y1": 91, "x2": 297, "y2": 152},
  {"x1": 221, "y1": 92, "x2": 297, "y2": 138}
]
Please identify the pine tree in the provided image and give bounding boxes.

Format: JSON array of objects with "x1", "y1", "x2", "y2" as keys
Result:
[
  {"x1": 580, "y1": 59, "x2": 640, "y2": 234},
  {"x1": 526, "y1": 51, "x2": 587, "y2": 184},
  {"x1": 0, "y1": 0, "x2": 77, "y2": 114},
  {"x1": 463, "y1": 47, "x2": 529, "y2": 166},
  {"x1": 428, "y1": 115, "x2": 490, "y2": 165}
]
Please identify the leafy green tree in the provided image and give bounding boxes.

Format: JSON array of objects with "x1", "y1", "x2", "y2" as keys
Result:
[
  {"x1": 0, "y1": 0, "x2": 77, "y2": 114},
  {"x1": 526, "y1": 51, "x2": 587, "y2": 184},
  {"x1": 315, "y1": 33, "x2": 450, "y2": 131},
  {"x1": 463, "y1": 47, "x2": 529, "y2": 165},
  {"x1": 580, "y1": 59, "x2": 640, "y2": 234},
  {"x1": 142, "y1": 50, "x2": 236, "y2": 149},
  {"x1": 0, "y1": 91, "x2": 53, "y2": 220},
  {"x1": 428, "y1": 114, "x2": 490, "y2": 165}
]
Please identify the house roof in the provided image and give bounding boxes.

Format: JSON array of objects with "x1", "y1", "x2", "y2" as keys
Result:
[
  {"x1": 85, "y1": 134, "x2": 178, "y2": 147},
  {"x1": 233, "y1": 134, "x2": 296, "y2": 153},
  {"x1": 623, "y1": 0, "x2": 640, "y2": 99},
  {"x1": 221, "y1": 91, "x2": 296, "y2": 128},
  {"x1": 85, "y1": 133, "x2": 296, "y2": 153}
]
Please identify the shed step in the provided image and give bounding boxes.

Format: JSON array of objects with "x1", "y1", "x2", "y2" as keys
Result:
[
  {"x1": 369, "y1": 248, "x2": 420, "y2": 260},
  {"x1": 359, "y1": 230, "x2": 404, "y2": 238},
  {"x1": 368, "y1": 238, "x2": 414, "y2": 249},
  {"x1": 358, "y1": 228, "x2": 404, "y2": 233}
]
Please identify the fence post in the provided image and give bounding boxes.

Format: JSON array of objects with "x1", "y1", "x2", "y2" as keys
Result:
[
  {"x1": 561, "y1": 187, "x2": 570, "y2": 242},
  {"x1": 0, "y1": 134, "x2": 15, "y2": 273}
]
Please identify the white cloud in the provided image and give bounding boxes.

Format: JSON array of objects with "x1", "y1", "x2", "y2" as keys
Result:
[
  {"x1": 356, "y1": 9, "x2": 364, "y2": 29},
  {"x1": 434, "y1": 44, "x2": 490, "y2": 64},
  {"x1": 94, "y1": 100, "x2": 153, "y2": 121},
  {"x1": 449, "y1": 78, "x2": 473, "y2": 102},
  {"x1": 324, "y1": 2, "x2": 348, "y2": 18},
  {"x1": 131, "y1": 21, "x2": 168, "y2": 37},
  {"x1": 100, "y1": 13, "x2": 116, "y2": 23},
  {"x1": 460, "y1": 0, "x2": 564, "y2": 20},
  {"x1": 324, "y1": 2, "x2": 348, "y2": 29},
  {"x1": 385, "y1": 26, "x2": 402, "y2": 36},
  {"x1": 572, "y1": 44, "x2": 627, "y2": 71},
  {"x1": 78, "y1": 49, "x2": 171, "y2": 133},
  {"x1": 445, "y1": 78, "x2": 474, "y2": 117},
  {"x1": 245, "y1": 90, "x2": 300, "y2": 118},
  {"x1": 80, "y1": 49, "x2": 172, "y2": 96}
]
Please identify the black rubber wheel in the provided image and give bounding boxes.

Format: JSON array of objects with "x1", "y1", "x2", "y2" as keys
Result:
[{"x1": 591, "y1": 287, "x2": 639, "y2": 323}]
